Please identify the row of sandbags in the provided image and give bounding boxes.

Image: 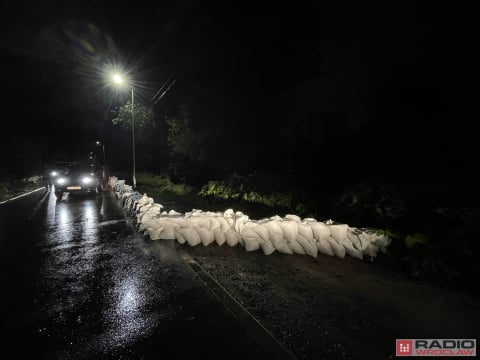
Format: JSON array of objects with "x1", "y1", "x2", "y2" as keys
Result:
[{"x1": 109, "y1": 176, "x2": 391, "y2": 260}]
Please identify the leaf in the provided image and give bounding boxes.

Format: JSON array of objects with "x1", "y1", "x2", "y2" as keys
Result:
[{"x1": 405, "y1": 232, "x2": 428, "y2": 248}]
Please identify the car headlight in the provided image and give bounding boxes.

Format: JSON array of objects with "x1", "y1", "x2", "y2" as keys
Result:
[
  {"x1": 51, "y1": 171, "x2": 58, "y2": 177},
  {"x1": 57, "y1": 178, "x2": 66, "y2": 185},
  {"x1": 82, "y1": 176, "x2": 93, "y2": 184}
]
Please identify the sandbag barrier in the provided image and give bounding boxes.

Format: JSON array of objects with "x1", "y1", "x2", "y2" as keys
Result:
[{"x1": 108, "y1": 176, "x2": 391, "y2": 260}]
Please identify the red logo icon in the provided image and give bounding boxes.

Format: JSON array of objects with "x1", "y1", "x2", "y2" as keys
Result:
[{"x1": 397, "y1": 340, "x2": 413, "y2": 356}]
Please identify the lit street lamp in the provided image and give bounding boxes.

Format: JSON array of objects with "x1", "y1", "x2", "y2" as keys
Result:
[
  {"x1": 95, "y1": 141, "x2": 106, "y2": 165},
  {"x1": 96, "y1": 140, "x2": 107, "y2": 186},
  {"x1": 111, "y1": 73, "x2": 136, "y2": 189}
]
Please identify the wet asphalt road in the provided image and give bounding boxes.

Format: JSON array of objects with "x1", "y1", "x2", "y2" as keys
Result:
[{"x1": 0, "y1": 189, "x2": 270, "y2": 359}]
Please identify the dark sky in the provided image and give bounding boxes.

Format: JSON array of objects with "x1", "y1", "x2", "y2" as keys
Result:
[{"x1": 1, "y1": 1, "x2": 478, "y2": 183}]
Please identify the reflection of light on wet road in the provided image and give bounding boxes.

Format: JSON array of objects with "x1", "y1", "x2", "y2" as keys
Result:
[
  {"x1": 100, "y1": 267, "x2": 162, "y2": 351},
  {"x1": 82, "y1": 200, "x2": 99, "y2": 243},
  {"x1": 105, "y1": 275, "x2": 146, "y2": 345},
  {"x1": 46, "y1": 190, "x2": 58, "y2": 227},
  {"x1": 84, "y1": 203, "x2": 94, "y2": 221},
  {"x1": 40, "y1": 192, "x2": 103, "y2": 317},
  {"x1": 117, "y1": 277, "x2": 140, "y2": 315},
  {"x1": 59, "y1": 206, "x2": 69, "y2": 223}
]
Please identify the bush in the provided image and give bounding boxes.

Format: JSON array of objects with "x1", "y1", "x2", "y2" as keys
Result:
[
  {"x1": 198, "y1": 172, "x2": 307, "y2": 214},
  {"x1": 336, "y1": 179, "x2": 480, "y2": 294},
  {"x1": 136, "y1": 172, "x2": 193, "y2": 195}
]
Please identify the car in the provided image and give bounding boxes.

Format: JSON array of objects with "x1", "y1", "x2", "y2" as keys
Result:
[{"x1": 53, "y1": 163, "x2": 101, "y2": 200}]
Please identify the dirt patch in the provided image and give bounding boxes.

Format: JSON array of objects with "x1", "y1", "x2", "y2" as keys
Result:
[{"x1": 182, "y1": 243, "x2": 480, "y2": 360}]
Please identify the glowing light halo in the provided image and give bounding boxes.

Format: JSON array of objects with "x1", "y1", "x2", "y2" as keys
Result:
[{"x1": 112, "y1": 73, "x2": 124, "y2": 84}]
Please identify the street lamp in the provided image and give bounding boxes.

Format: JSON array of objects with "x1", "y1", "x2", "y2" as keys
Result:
[
  {"x1": 96, "y1": 141, "x2": 107, "y2": 187},
  {"x1": 95, "y1": 141, "x2": 106, "y2": 166},
  {"x1": 111, "y1": 73, "x2": 136, "y2": 189}
]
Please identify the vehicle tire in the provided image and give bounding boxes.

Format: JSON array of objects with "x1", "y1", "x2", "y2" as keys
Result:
[{"x1": 55, "y1": 190, "x2": 64, "y2": 200}]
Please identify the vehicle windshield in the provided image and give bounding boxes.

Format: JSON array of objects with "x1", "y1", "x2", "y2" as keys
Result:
[{"x1": 61, "y1": 163, "x2": 97, "y2": 176}]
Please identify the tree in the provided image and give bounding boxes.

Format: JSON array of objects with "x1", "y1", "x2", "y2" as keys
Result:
[
  {"x1": 112, "y1": 100, "x2": 166, "y2": 173},
  {"x1": 166, "y1": 105, "x2": 205, "y2": 182},
  {"x1": 112, "y1": 101, "x2": 155, "y2": 129}
]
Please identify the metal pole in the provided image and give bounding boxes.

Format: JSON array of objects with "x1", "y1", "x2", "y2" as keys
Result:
[
  {"x1": 102, "y1": 143, "x2": 106, "y2": 188},
  {"x1": 102, "y1": 144, "x2": 106, "y2": 165},
  {"x1": 131, "y1": 87, "x2": 136, "y2": 189}
]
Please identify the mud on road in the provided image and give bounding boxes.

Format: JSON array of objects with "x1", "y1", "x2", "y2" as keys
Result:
[{"x1": 181, "y1": 242, "x2": 480, "y2": 360}]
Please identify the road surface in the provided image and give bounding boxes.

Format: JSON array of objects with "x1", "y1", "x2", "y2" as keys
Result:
[{"x1": 0, "y1": 189, "x2": 282, "y2": 359}]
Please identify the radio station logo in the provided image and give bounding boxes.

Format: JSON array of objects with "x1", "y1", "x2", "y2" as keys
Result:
[{"x1": 396, "y1": 339, "x2": 476, "y2": 357}]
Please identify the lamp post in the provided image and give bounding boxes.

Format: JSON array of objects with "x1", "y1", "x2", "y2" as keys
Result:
[
  {"x1": 95, "y1": 141, "x2": 106, "y2": 165},
  {"x1": 112, "y1": 73, "x2": 136, "y2": 189},
  {"x1": 96, "y1": 141, "x2": 107, "y2": 187}
]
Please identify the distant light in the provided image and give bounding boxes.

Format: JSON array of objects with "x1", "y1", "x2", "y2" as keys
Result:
[
  {"x1": 82, "y1": 177, "x2": 93, "y2": 184},
  {"x1": 57, "y1": 178, "x2": 66, "y2": 185},
  {"x1": 112, "y1": 73, "x2": 124, "y2": 84},
  {"x1": 51, "y1": 171, "x2": 58, "y2": 177}
]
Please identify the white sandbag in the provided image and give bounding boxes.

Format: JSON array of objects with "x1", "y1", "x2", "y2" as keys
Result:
[
  {"x1": 328, "y1": 224, "x2": 349, "y2": 243},
  {"x1": 148, "y1": 227, "x2": 165, "y2": 241},
  {"x1": 262, "y1": 220, "x2": 283, "y2": 238},
  {"x1": 297, "y1": 222, "x2": 314, "y2": 243},
  {"x1": 142, "y1": 218, "x2": 163, "y2": 232},
  {"x1": 214, "y1": 228, "x2": 226, "y2": 246},
  {"x1": 276, "y1": 241, "x2": 294, "y2": 254},
  {"x1": 278, "y1": 220, "x2": 299, "y2": 243},
  {"x1": 372, "y1": 233, "x2": 391, "y2": 250},
  {"x1": 347, "y1": 228, "x2": 364, "y2": 250},
  {"x1": 297, "y1": 234, "x2": 318, "y2": 258},
  {"x1": 285, "y1": 214, "x2": 302, "y2": 222},
  {"x1": 196, "y1": 226, "x2": 215, "y2": 246},
  {"x1": 288, "y1": 237, "x2": 305, "y2": 255},
  {"x1": 246, "y1": 223, "x2": 270, "y2": 243},
  {"x1": 209, "y1": 217, "x2": 222, "y2": 231},
  {"x1": 262, "y1": 220, "x2": 292, "y2": 254},
  {"x1": 248, "y1": 223, "x2": 275, "y2": 254},
  {"x1": 326, "y1": 236, "x2": 346, "y2": 258},
  {"x1": 259, "y1": 238, "x2": 275, "y2": 255},
  {"x1": 357, "y1": 231, "x2": 372, "y2": 251},
  {"x1": 316, "y1": 237, "x2": 334, "y2": 256},
  {"x1": 176, "y1": 227, "x2": 201, "y2": 246},
  {"x1": 363, "y1": 243, "x2": 379, "y2": 258},
  {"x1": 224, "y1": 209, "x2": 235, "y2": 217},
  {"x1": 310, "y1": 222, "x2": 331, "y2": 242},
  {"x1": 225, "y1": 230, "x2": 241, "y2": 247},
  {"x1": 154, "y1": 219, "x2": 179, "y2": 239},
  {"x1": 187, "y1": 216, "x2": 211, "y2": 230},
  {"x1": 241, "y1": 227, "x2": 261, "y2": 252},
  {"x1": 234, "y1": 214, "x2": 249, "y2": 234},
  {"x1": 216, "y1": 217, "x2": 233, "y2": 232},
  {"x1": 342, "y1": 241, "x2": 363, "y2": 260},
  {"x1": 175, "y1": 230, "x2": 186, "y2": 244},
  {"x1": 224, "y1": 216, "x2": 235, "y2": 229}
]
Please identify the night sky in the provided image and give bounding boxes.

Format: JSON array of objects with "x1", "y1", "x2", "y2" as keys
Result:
[{"x1": 1, "y1": 1, "x2": 478, "y2": 187}]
